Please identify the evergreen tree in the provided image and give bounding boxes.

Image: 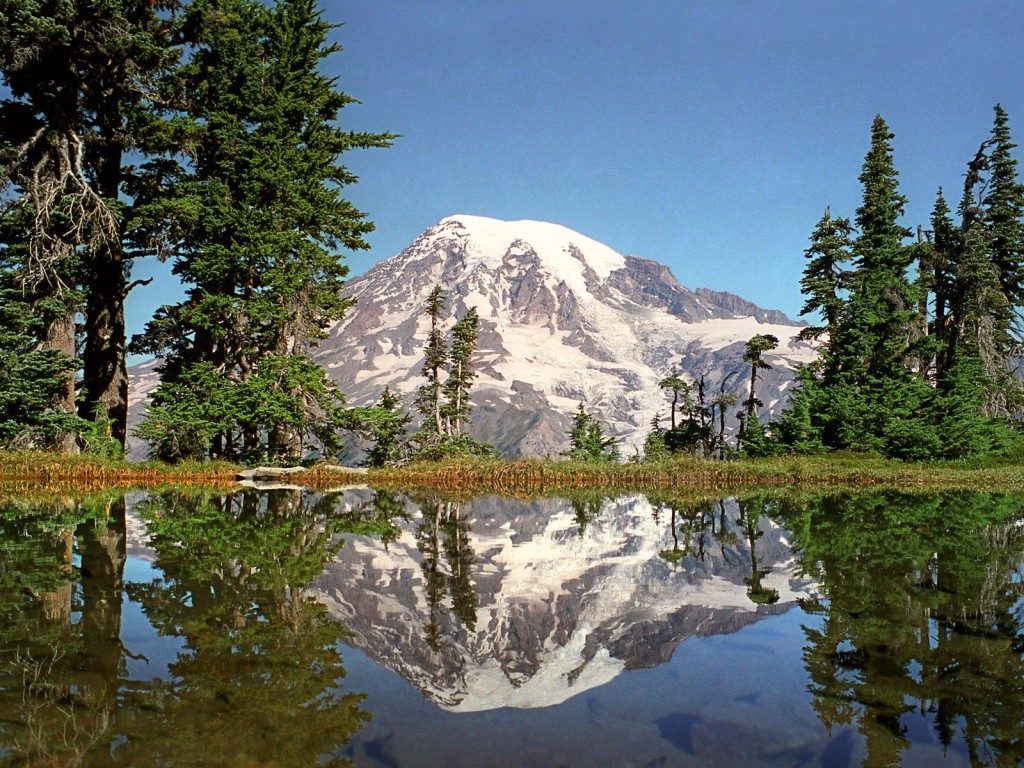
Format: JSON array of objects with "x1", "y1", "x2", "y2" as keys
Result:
[
  {"x1": 738, "y1": 334, "x2": 777, "y2": 453},
  {"x1": 133, "y1": 0, "x2": 392, "y2": 462},
  {"x1": 779, "y1": 112, "x2": 1024, "y2": 459},
  {"x1": 365, "y1": 386, "x2": 410, "y2": 466},
  {"x1": 563, "y1": 402, "x2": 618, "y2": 462},
  {"x1": 984, "y1": 104, "x2": 1024, "y2": 314},
  {"x1": 711, "y1": 388, "x2": 739, "y2": 457},
  {"x1": 947, "y1": 154, "x2": 1012, "y2": 418},
  {"x1": 740, "y1": 335, "x2": 777, "y2": 424},
  {"x1": 340, "y1": 385, "x2": 410, "y2": 467},
  {"x1": 927, "y1": 188, "x2": 957, "y2": 380},
  {"x1": 0, "y1": 0, "x2": 181, "y2": 447},
  {"x1": 658, "y1": 368, "x2": 687, "y2": 430},
  {"x1": 798, "y1": 208, "x2": 854, "y2": 341},
  {"x1": 769, "y1": 365, "x2": 824, "y2": 454},
  {"x1": 415, "y1": 285, "x2": 448, "y2": 440},
  {"x1": 0, "y1": 281, "x2": 87, "y2": 449},
  {"x1": 442, "y1": 306, "x2": 480, "y2": 437},
  {"x1": 643, "y1": 411, "x2": 669, "y2": 460},
  {"x1": 651, "y1": 369, "x2": 716, "y2": 456},
  {"x1": 780, "y1": 116, "x2": 940, "y2": 457},
  {"x1": 0, "y1": 204, "x2": 85, "y2": 451},
  {"x1": 842, "y1": 115, "x2": 918, "y2": 385}
]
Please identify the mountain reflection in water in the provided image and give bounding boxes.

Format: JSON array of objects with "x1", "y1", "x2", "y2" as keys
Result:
[
  {"x1": 315, "y1": 493, "x2": 812, "y2": 711},
  {"x1": 0, "y1": 488, "x2": 1021, "y2": 768}
]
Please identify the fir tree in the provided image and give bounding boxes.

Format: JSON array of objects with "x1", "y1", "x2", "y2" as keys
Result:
[
  {"x1": 415, "y1": 286, "x2": 448, "y2": 440},
  {"x1": 0, "y1": 0, "x2": 181, "y2": 447},
  {"x1": 658, "y1": 369, "x2": 687, "y2": 430},
  {"x1": 711, "y1": 388, "x2": 739, "y2": 458},
  {"x1": 842, "y1": 115, "x2": 918, "y2": 385},
  {"x1": 798, "y1": 208, "x2": 854, "y2": 341},
  {"x1": 948, "y1": 154, "x2": 1012, "y2": 418},
  {"x1": 340, "y1": 385, "x2": 410, "y2": 467},
  {"x1": 738, "y1": 334, "x2": 777, "y2": 453},
  {"x1": 442, "y1": 307, "x2": 480, "y2": 437},
  {"x1": 133, "y1": 0, "x2": 392, "y2": 462},
  {"x1": 741, "y1": 335, "x2": 778, "y2": 427},
  {"x1": 927, "y1": 188, "x2": 957, "y2": 380},
  {"x1": 0, "y1": 280, "x2": 87, "y2": 449},
  {"x1": 984, "y1": 104, "x2": 1024, "y2": 313},
  {"x1": 779, "y1": 116, "x2": 942, "y2": 457},
  {"x1": 779, "y1": 112, "x2": 1024, "y2": 458},
  {"x1": 563, "y1": 402, "x2": 618, "y2": 462},
  {"x1": 0, "y1": 208, "x2": 83, "y2": 452}
]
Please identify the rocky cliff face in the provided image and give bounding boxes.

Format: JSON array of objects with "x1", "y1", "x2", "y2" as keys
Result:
[
  {"x1": 312, "y1": 493, "x2": 816, "y2": 711},
  {"x1": 310, "y1": 215, "x2": 816, "y2": 457}
]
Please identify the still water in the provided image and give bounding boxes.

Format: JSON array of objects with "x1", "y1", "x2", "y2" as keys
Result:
[{"x1": 1, "y1": 487, "x2": 1022, "y2": 767}]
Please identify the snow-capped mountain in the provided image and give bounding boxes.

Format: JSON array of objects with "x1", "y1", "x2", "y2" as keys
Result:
[
  {"x1": 313, "y1": 493, "x2": 815, "y2": 711},
  {"x1": 311, "y1": 215, "x2": 816, "y2": 457},
  {"x1": 126, "y1": 214, "x2": 816, "y2": 459}
]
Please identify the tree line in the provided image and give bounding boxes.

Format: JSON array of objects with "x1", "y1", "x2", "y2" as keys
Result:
[{"x1": 618, "y1": 109, "x2": 1024, "y2": 463}]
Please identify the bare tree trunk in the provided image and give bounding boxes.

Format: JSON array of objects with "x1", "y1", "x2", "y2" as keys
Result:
[{"x1": 43, "y1": 309, "x2": 80, "y2": 454}]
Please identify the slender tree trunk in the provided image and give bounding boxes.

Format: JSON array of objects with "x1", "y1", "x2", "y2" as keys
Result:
[
  {"x1": 454, "y1": 361, "x2": 463, "y2": 436},
  {"x1": 915, "y1": 226, "x2": 931, "y2": 378},
  {"x1": 746, "y1": 363, "x2": 758, "y2": 424}
]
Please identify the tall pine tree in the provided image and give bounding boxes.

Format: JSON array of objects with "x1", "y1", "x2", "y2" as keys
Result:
[
  {"x1": 0, "y1": 0, "x2": 181, "y2": 448},
  {"x1": 779, "y1": 116, "x2": 938, "y2": 458},
  {"x1": 133, "y1": 0, "x2": 392, "y2": 462},
  {"x1": 442, "y1": 306, "x2": 480, "y2": 437},
  {"x1": 414, "y1": 285, "x2": 448, "y2": 441},
  {"x1": 797, "y1": 208, "x2": 853, "y2": 341}
]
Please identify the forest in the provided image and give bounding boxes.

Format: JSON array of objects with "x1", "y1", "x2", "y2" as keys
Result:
[{"x1": 1, "y1": 1, "x2": 1023, "y2": 466}]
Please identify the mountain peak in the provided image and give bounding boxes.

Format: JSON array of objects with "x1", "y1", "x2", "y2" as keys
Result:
[
  {"x1": 302, "y1": 216, "x2": 816, "y2": 457},
  {"x1": 429, "y1": 214, "x2": 627, "y2": 282}
]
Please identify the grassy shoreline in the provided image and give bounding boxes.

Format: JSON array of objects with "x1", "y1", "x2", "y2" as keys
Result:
[{"x1": 3, "y1": 451, "x2": 1024, "y2": 496}]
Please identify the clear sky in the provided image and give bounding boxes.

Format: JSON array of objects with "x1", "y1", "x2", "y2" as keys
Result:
[{"x1": 126, "y1": 0, "x2": 1024, "y2": 349}]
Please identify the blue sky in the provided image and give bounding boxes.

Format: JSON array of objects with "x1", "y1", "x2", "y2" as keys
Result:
[{"x1": 127, "y1": 0, "x2": 1024, "y2": 346}]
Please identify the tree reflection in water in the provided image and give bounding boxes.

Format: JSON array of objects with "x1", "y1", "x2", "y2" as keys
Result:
[
  {"x1": 0, "y1": 496, "x2": 112, "y2": 766},
  {"x1": 0, "y1": 487, "x2": 403, "y2": 767},
  {"x1": 415, "y1": 498, "x2": 477, "y2": 652},
  {"x1": 651, "y1": 494, "x2": 778, "y2": 603},
  {"x1": 777, "y1": 491, "x2": 1024, "y2": 768}
]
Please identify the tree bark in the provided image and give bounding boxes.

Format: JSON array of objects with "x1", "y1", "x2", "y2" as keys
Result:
[{"x1": 43, "y1": 309, "x2": 80, "y2": 454}]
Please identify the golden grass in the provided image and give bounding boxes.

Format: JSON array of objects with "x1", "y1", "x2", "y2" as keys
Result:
[
  {"x1": 4, "y1": 450, "x2": 1024, "y2": 498},
  {"x1": 0, "y1": 452, "x2": 240, "y2": 494},
  {"x1": 361, "y1": 454, "x2": 1024, "y2": 496}
]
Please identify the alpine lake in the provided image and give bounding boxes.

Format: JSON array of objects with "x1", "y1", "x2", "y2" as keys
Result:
[{"x1": 1, "y1": 484, "x2": 1023, "y2": 768}]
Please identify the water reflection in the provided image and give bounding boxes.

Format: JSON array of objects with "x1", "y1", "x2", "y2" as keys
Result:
[
  {"x1": 777, "y1": 492, "x2": 1024, "y2": 768},
  {"x1": 0, "y1": 488, "x2": 383, "y2": 767},
  {"x1": 650, "y1": 496, "x2": 780, "y2": 604},
  {"x1": 317, "y1": 492, "x2": 809, "y2": 712},
  {"x1": 2, "y1": 488, "x2": 1024, "y2": 767}
]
